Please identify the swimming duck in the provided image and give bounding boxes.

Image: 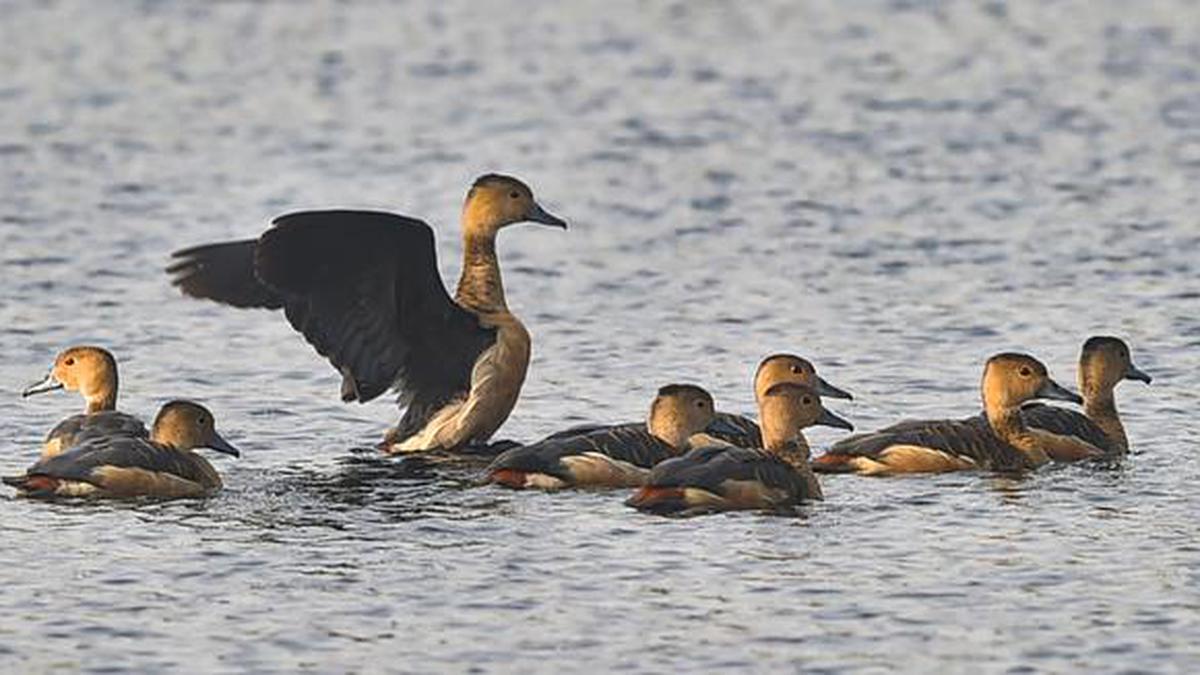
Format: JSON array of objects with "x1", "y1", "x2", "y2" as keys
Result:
[
  {"x1": 536, "y1": 353, "x2": 852, "y2": 449},
  {"x1": 1017, "y1": 336, "x2": 1150, "y2": 457},
  {"x1": 812, "y1": 353, "x2": 1096, "y2": 475},
  {"x1": 4, "y1": 400, "x2": 240, "y2": 499},
  {"x1": 485, "y1": 384, "x2": 725, "y2": 490},
  {"x1": 626, "y1": 383, "x2": 852, "y2": 515},
  {"x1": 21, "y1": 346, "x2": 147, "y2": 458},
  {"x1": 167, "y1": 174, "x2": 566, "y2": 454}
]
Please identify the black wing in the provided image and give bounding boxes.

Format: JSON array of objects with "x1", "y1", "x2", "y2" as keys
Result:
[
  {"x1": 708, "y1": 412, "x2": 762, "y2": 447},
  {"x1": 169, "y1": 211, "x2": 496, "y2": 408},
  {"x1": 28, "y1": 436, "x2": 213, "y2": 486},
  {"x1": 168, "y1": 239, "x2": 285, "y2": 309},
  {"x1": 648, "y1": 446, "x2": 811, "y2": 499},
  {"x1": 1019, "y1": 403, "x2": 1117, "y2": 454},
  {"x1": 490, "y1": 425, "x2": 677, "y2": 479},
  {"x1": 46, "y1": 412, "x2": 148, "y2": 449},
  {"x1": 823, "y1": 414, "x2": 1027, "y2": 472}
]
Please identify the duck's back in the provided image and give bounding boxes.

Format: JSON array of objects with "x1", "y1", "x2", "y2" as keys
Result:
[
  {"x1": 488, "y1": 424, "x2": 676, "y2": 488},
  {"x1": 44, "y1": 411, "x2": 148, "y2": 456},
  {"x1": 8, "y1": 435, "x2": 220, "y2": 498},
  {"x1": 1019, "y1": 403, "x2": 1118, "y2": 455},
  {"x1": 630, "y1": 444, "x2": 819, "y2": 514},
  {"x1": 817, "y1": 415, "x2": 1029, "y2": 473},
  {"x1": 539, "y1": 412, "x2": 762, "y2": 448}
]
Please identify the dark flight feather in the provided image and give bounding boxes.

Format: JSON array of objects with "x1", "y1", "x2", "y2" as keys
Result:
[
  {"x1": 46, "y1": 411, "x2": 148, "y2": 450},
  {"x1": 168, "y1": 211, "x2": 497, "y2": 429}
]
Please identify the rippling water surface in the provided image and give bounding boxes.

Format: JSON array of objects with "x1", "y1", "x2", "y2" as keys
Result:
[{"x1": 2, "y1": 1, "x2": 1199, "y2": 671}]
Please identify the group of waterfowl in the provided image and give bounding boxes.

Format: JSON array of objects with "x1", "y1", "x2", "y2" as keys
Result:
[{"x1": 7, "y1": 174, "x2": 1151, "y2": 514}]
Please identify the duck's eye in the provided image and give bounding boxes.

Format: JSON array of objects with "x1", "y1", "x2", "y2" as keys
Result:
[
  {"x1": 1019, "y1": 366, "x2": 1032, "y2": 377},
  {"x1": 790, "y1": 365, "x2": 802, "y2": 374},
  {"x1": 509, "y1": 190, "x2": 520, "y2": 199},
  {"x1": 695, "y1": 400, "x2": 706, "y2": 409},
  {"x1": 197, "y1": 416, "x2": 206, "y2": 425},
  {"x1": 64, "y1": 357, "x2": 75, "y2": 366},
  {"x1": 802, "y1": 397, "x2": 813, "y2": 405}
]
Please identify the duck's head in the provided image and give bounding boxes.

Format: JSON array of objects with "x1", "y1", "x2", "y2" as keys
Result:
[
  {"x1": 754, "y1": 353, "x2": 853, "y2": 403},
  {"x1": 23, "y1": 346, "x2": 119, "y2": 409},
  {"x1": 647, "y1": 383, "x2": 717, "y2": 449},
  {"x1": 759, "y1": 382, "x2": 854, "y2": 447},
  {"x1": 1080, "y1": 336, "x2": 1151, "y2": 394},
  {"x1": 462, "y1": 174, "x2": 567, "y2": 234},
  {"x1": 982, "y1": 353, "x2": 1082, "y2": 410},
  {"x1": 151, "y1": 400, "x2": 241, "y2": 457}
]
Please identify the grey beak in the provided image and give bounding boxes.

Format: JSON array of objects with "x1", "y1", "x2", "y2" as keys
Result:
[
  {"x1": 1035, "y1": 378, "x2": 1084, "y2": 405},
  {"x1": 526, "y1": 201, "x2": 568, "y2": 229},
  {"x1": 205, "y1": 430, "x2": 241, "y2": 458},
  {"x1": 22, "y1": 372, "x2": 63, "y2": 398},
  {"x1": 816, "y1": 376, "x2": 854, "y2": 401},
  {"x1": 1125, "y1": 363, "x2": 1152, "y2": 384},
  {"x1": 816, "y1": 407, "x2": 854, "y2": 431}
]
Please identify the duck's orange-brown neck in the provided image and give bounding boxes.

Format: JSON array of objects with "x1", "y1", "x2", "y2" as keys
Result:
[
  {"x1": 455, "y1": 231, "x2": 507, "y2": 314},
  {"x1": 1083, "y1": 388, "x2": 1127, "y2": 452}
]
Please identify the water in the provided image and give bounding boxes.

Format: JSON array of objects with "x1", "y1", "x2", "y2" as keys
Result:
[{"x1": 1, "y1": 0, "x2": 1198, "y2": 671}]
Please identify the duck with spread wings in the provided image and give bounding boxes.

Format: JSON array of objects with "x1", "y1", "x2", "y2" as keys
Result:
[{"x1": 167, "y1": 174, "x2": 566, "y2": 453}]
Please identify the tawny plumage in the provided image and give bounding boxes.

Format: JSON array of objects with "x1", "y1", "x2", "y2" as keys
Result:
[
  {"x1": 4, "y1": 401, "x2": 240, "y2": 499},
  {"x1": 1017, "y1": 336, "x2": 1151, "y2": 457},
  {"x1": 167, "y1": 174, "x2": 565, "y2": 453},
  {"x1": 21, "y1": 346, "x2": 147, "y2": 458},
  {"x1": 535, "y1": 353, "x2": 852, "y2": 451},
  {"x1": 813, "y1": 353, "x2": 1096, "y2": 475},
  {"x1": 485, "y1": 384, "x2": 722, "y2": 490},
  {"x1": 627, "y1": 382, "x2": 853, "y2": 516}
]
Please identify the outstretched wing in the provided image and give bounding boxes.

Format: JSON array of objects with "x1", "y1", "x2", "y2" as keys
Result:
[
  {"x1": 168, "y1": 239, "x2": 285, "y2": 309},
  {"x1": 169, "y1": 210, "x2": 496, "y2": 405}
]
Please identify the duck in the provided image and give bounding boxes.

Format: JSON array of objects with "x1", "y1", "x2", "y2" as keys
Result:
[
  {"x1": 485, "y1": 384, "x2": 727, "y2": 490},
  {"x1": 1017, "y1": 336, "x2": 1151, "y2": 457},
  {"x1": 626, "y1": 382, "x2": 853, "y2": 515},
  {"x1": 4, "y1": 400, "x2": 240, "y2": 499},
  {"x1": 811, "y1": 353, "x2": 1097, "y2": 475},
  {"x1": 167, "y1": 174, "x2": 566, "y2": 454},
  {"x1": 534, "y1": 353, "x2": 852, "y2": 449},
  {"x1": 21, "y1": 345, "x2": 148, "y2": 458}
]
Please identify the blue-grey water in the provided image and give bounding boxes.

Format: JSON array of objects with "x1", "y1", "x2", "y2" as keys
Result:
[{"x1": 2, "y1": 1, "x2": 1198, "y2": 672}]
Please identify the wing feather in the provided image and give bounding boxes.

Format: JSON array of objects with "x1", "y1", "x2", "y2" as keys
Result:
[{"x1": 169, "y1": 210, "x2": 496, "y2": 408}]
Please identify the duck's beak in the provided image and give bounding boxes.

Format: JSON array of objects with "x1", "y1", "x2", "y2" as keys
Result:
[
  {"x1": 22, "y1": 371, "x2": 63, "y2": 398},
  {"x1": 816, "y1": 407, "x2": 855, "y2": 431},
  {"x1": 205, "y1": 431, "x2": 241, "y2": 458},
  {"x1": 816, "y1": 376, "x2": 854, "y2": 401},
  {"x1": 704, "y1": 415, "x2": 747, "y2": 438},
  {"x1": 1035, "y1": 378, "x2": 1084, "y2": 405},
  {"x1": 1125, "y1": 363, "x2": 1152, "y2": 384},
  {"x1": 526, "y1": 201, "x2": 568, "y2": 229}
]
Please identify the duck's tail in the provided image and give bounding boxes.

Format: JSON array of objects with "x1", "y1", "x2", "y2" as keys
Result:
[
  {"x1": 810, "y1": 454, "x2": 857, "y2": 474},
  {"x1": 486, "y1": 469, "x2": 567, "y2": 491},
  {"x1": 625, "y1": 486, "x2": 688, "y2": 515},
  {"x1": 2, "y1": 474, "x2": 59, "y2": 496}
]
